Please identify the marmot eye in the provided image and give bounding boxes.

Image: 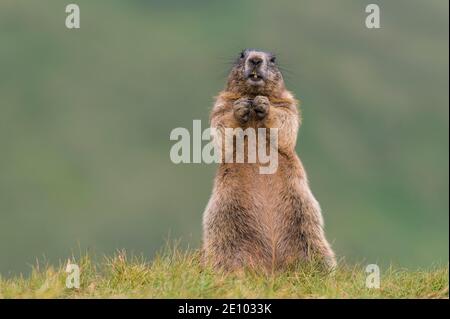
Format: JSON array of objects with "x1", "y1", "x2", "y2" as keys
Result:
[{"x1": 270, "y1": 56, "x2": 276, "y2": 63}]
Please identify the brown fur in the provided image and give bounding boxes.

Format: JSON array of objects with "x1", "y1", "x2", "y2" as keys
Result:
[{"x1": 202, "y1": 50, "x2": 336, "y2": 272}]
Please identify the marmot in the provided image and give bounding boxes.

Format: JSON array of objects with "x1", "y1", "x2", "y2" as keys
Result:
[{"x1": 202, "y1": 49, "x2": 336, "y2": 271}]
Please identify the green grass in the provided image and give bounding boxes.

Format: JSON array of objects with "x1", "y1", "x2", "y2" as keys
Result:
[{"x1": 0, "y1": 246, "x2": 448, "y2": 299}]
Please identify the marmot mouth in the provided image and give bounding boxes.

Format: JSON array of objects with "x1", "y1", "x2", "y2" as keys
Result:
[{"x1": 247, "y1": 73, "x2": 264, "y2": 83}]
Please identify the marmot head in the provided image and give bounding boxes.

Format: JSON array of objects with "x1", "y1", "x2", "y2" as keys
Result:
[{"x1": 226, "y1": 49, "x2": 285, "y2": 96}]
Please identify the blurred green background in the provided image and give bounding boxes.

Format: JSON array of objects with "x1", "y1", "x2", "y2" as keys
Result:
[{"x1": 0, "y1": 0, "x2": 448, "y2": 276}]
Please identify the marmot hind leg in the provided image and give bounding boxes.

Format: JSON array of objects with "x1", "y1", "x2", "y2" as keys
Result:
[
  {"x1": 202, "y1": 199, "x2": 268, "y2": 271},
  {"x1": 278, "y1": 180, "x2": 336, "y2": 270}
]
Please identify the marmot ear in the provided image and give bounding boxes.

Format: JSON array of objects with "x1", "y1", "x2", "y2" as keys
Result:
[
  {"x1": 270, "y1": 56, "x2": 276, "y2": 63},
  {"x1": 240, "y1": 50, "x2": 245, "y2": 59}
]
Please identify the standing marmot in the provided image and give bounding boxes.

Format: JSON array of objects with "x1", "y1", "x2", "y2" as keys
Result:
[{"x1": 202, "y1": 49, "x2": 336, "y2": 271}]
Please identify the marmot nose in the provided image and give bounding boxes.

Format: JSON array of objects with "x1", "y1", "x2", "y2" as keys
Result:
[{"x1": 248, "y1": 57, "x2": 263, "y2": 66}]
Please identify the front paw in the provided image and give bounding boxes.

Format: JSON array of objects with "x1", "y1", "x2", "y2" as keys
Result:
[
  {"x1": 253, "y1": 95, "x2": 270, "y2": 120},
  {"x1": 233, "y1": 98, "x2": 252, "y2": 124}
]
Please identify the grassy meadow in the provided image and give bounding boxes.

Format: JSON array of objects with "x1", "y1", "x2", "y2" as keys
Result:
[{"x1": 1, "y1": 246, "x2": 448, "y2": 299}]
